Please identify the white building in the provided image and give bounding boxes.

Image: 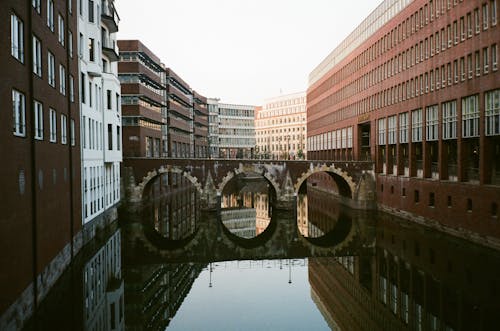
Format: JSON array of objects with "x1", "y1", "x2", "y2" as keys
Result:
[
  {"x1": 218, "y1": 102, "x2": 256, "y2": 158},
  {"x1": 207, "y1": 98, "x2": 220, "y2": 158},
  {"x1": 255, "y1": 92, "x2": 307, "y2": 159},
  {"x1": 79, "y1": 0, "x2": 122, "y2": 232}
]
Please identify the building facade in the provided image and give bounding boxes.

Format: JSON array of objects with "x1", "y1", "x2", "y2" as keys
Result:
[
  {"x1": 307, "y1": 0, "x2": 500, "y2": 242},
  {"x1": 118, "y1": 40, "x2": 165, "y2": 158},
  {"x1": 217, "y1": 102, "x2": 256, "y2": 158},
  {"x1": 79, "y1": 0, "x2": 122, "y2": 231},
  {"x1": 208, "y1": 98, "x2": 220, "y2": 158},
  {"x1": 256, "y1": 92, "x2": 307, "y2": 159},
  {"x1": 0, "y1": 0, "x2": 81, "y2": 329}
]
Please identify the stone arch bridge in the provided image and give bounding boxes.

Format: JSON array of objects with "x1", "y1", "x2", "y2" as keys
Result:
[{"x1": 122, "y1": 157, "x2": 376, "y2": 210}]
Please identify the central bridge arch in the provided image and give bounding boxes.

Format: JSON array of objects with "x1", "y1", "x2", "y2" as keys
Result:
[{"x1": 294, "y1": 164, "x2": 357, "y2": 199}]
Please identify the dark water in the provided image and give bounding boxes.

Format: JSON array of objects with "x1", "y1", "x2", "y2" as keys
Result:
[{"x1": 24, "y1": 173, "x2": 500, "y2": 331}]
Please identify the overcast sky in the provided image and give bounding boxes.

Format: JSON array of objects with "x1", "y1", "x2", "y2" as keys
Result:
[{"x1": 117, "y1": 0, "x2": 382, "y2": 105}]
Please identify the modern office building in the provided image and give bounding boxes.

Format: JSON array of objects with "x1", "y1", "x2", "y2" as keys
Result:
[
  {"x1": 207, "y1": 98, "x2": 220, "y2": 158},
  {"x1": 118, "y1": 40, "x2": 165, "y2": 158},
  {"x1": 217, "y1": 102, "x2": 256, "y2": 158},
  {"x1": 79, "y1": 0, "x2": 122, "y2": 234},
  {"x1": 256, "y1": 92, "x2": 307, "y2": 159},
  {"x1": 307, "y1": 0, "x2": 500, "y2": 241},
  {"x1": 193, "y1": 91, "x2": 209, "y2": 158},
  {"x1": 0, "y1": 0, "x2": 81, "y2": 329}
]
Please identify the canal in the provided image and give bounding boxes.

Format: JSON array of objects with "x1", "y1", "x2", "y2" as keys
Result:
[{"x1": 23, "y1": 173, "x2": 500, "y2": 330}]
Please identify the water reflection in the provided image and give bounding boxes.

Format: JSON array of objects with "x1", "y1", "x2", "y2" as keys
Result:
[{"x1": 220, "y1": 175, "x2": 272, "y2": 239}]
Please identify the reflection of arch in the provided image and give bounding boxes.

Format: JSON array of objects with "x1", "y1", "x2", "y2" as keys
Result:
[
  {"x1": 135, "y1": 166, "x2": 204, "y2": 202},
  {"x1": 219, "y1": 211, "x2": 277, "y2": 249},
  {"x1": 294, "y1": 165, "x2": 357, "y2": 199},
  {"x1": 217, "y1": 168, "x2": 281, "y2": 198}
]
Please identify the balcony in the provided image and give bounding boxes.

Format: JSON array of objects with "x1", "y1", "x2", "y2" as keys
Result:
[
  {"x1": 102, "y1": 40, "x2": 119, "y2": 62},
  {"x1": 168, "y1": 100, "x2": 191, "y2": 119},
  {"x1": 101, "y1": 1, "x2": 119, "y2": 33}
]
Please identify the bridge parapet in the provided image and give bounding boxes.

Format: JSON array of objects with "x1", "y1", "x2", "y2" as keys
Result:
[{"x1": 122, "y1": 158, "x2": 376, "y2": 210}]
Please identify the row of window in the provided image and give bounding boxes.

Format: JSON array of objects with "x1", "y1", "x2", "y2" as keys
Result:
[
  {"x1": 308, "y1": 127, "x2": 354, "y2": 151},
  {"x1": 80, "y1": 73, "x2": 120, "y2": 111},
  {"x1": 377, "y1": 90, "x2": 500, "y2": 146},
  {"x1": 82, "y1": 116, "x2": 121, "y2": 151},
  {"x1": 12, "y1": 89, "x2": 75, "y2": 145},
  {"x1": 83, "y1": 163, "x2": 120, "y2": 221},
  {"x1": 256, "y1": 116, "x2": 306, "y2": 127}
]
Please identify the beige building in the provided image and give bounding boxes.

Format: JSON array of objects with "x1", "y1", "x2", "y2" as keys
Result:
[{"x1": 255, "y1": 92, "x2": 307, "y2": 159}]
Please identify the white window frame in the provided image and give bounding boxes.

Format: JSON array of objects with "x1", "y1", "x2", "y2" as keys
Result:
[
  {"x1": 68, "y1": 30, "x2": 73, "y2": 58},
  {"x1": 341, "y1": 128, "x2": 347, "y2": 148},
  {"x1": 388, "y1": 116, "x2": 397, "y2": 144},
  {"x1": 34, "y1": 100, "x2": 43, "y2": 140},
  {"x1": 443, "y1": 101, "x2": 457, "y2": 139},
  {"x1": 49, "y1": 108, "x2": 57, "y2": 142},
  {"x1": 59, "y1": 64, "x2": 66, "y2": 95},
  {"x1": 412, "y1": 108, "x2": 423, "y2": 142},
  {"x1": 61, "y1": 114, "x2": 67, "y2": 144},
  {"x1": 47, "y1": 0, "x2": 54, "y2": 31},
  {"x1": 399, "y1": 112, "x2": 409, "y2": 143},
  {"x1": 58, "y1": 14, "x2": 64, "y2": 45},
  {"x1": 69, "y1": 74, "x2": 75, "y2": 102},
  {"x1": 71, "y1": 119, "x2": 76, "y2": 146},
  {"x1": 33, "y1": 0, "x2": 41, "y2": 13},
  {"x1": 486, "y1": 89, "x2": 500, "y2": 135},
  {"x1": 48, "y1": 51, "x2": 55, "y2": 87},
  {"x1": 33, "y1": 35, "x2": 42, "y2": 76},
  {"x1": 462, "y1": 95, "x2": 480, "y2": 138},
  {"x1": 378, "y1": 118, "x2": 386, "y2": 145},
  {"x1": 12, "y1": 89, "x2": 26, "y2": 137},
  {"x1": 426, "y1": 105, "x2": 439, "y2": 141},
  {"x1": 347, "y1": 126, "x2": 353, "y2": 148},
  {"x1": 492, "y1": 44, "x2": 498, "y2": 71},
  {"x1": 11, "y1": 14, "x2": 24, "y2": 63},
  {"x1": 492, "y1": 0, "x2": 498, "y2": 26}
]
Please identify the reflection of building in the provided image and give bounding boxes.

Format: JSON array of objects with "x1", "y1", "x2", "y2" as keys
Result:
[
  {"x1": 307, "y1": 0, "x2": 500, "y2": 240},
  {"x1": 146, "y1": 173, "x2": 199, "y2": 240},
  {"x1": 220, "y1": 209, "x2": 257, "y2": 238},
  {"x1": 255, "y1": 193, "x2": 271, "y2": 235},
  {"x1": 124, "y1": 263, "x2": 203, "y2": 330},
  {"x1": 83, "y1": 230, "x2": 124, "y2": 331},
  {"x1": 256, "y1": 92, "x2": 307, "y2": 159},
  {"x1": 210, "y1": 100, "x2": 256, "y2": 158},
  {"x1": 309, "y1": 213, "x2": 500, "y2": 330}
]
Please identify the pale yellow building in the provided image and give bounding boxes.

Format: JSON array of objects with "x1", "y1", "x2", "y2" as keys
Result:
[{"x1": 255, "y1": 92, "x2": 307, "y2": 159}]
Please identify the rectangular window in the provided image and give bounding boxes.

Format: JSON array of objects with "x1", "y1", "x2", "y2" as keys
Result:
[
  {"x1": 116, "y1": 93, "x2": 120, "y2": 112},
  {"x1": 68, "y1": 30, "x2": 73, "y2": 58},
  {"x1": 33, "y1": 35, "x2": 42, "y2": 76},
  {"x1": 108, "y1": 124, "x2": 113, "y2": 150},
  {"x1": 69, "y1": 75, "x2": 74, "y2": 102},
  {"x1": 70, "y1": 119, "x2": 76, "y2": 146},
  {"x1": 11, "y1": 14, "x2": 24, "y2": 62},
  {"x1": 460, "y1": 57, "x2": 465, "y2": 81},
  {"x1": 467, "y1": 12, "x2": 473, "y2": 37},
  {"x1": 426, "y1": 105, "x2": 439, "y2": 141},
  {"x1": 484, "y1": 47, "x2": 490, "y2": 73},
  {"x1": 447, "y1": 62, "x2": 452, "y2": 85},
  {"x1": 454, "y1": 60, "x2": 458, "y2": 83},
  {"x1": 475, "y1": 8, "x2": 480, "y2": 33},
  {"x1": 492, "y1": 0, "x2": 498, "y2": 26},
  {"x1": 483, "y1": 4, "x2": 489, "y2": 30},
  {"x1": 88, "y1": 0, "x2": 94, "y2": 23},
  {"x1": 493, "y1": 44, "x2": 498, "y2": 70},
  {"x1": 443, "y1": 100, "x2": 457, "y2": 139},
  {"x1": 107, "y1": 90, "x2": 112, "y2": 109},
  {"x1": 116, "y1": 126, "x2": 121, "y2": 150},
  {"x1": 486, "y1": 89, "x2": 500, "y2": 135},
  {"x1": 388, "y1": 116, "x2": 397, "y2": 144},
  {"x1": 49, "y1": 108, "x2": 57, "y2": 142},
  {"x1": 468, "y1": 53, "x2": 473, "y2": 78},
  {"x1": 460, "y1": 16, "x2": 465, "y2": 40},
  {"x1": 462, "y1": 95, "x2": 480, "y2": 137},
  {"x1": 412, "y1": 108, "x2": 423, "y2": 142},
  {"x1": 475, "y1": 51, "x2": 481, "y2": 76},
  {"x1": 34, "y1": 100, "x2": 43, "y2": 140},
  {"x1": 48, "y1": 51, "x2": 55, "y2": 86},
  {"x1": 61, "y1": 114, "x2": 67, "y2": 144},
  {"x1": 12, "y1": 89, "x2": 26, "y2": 136},
  {"x1": 378, "y1": 118, "x2": 386, "y2": 145},
  {"x1": 59, "y1": 64, "x2": 66, "y2": 95},
  {"x1": 88, "y1": 38, "x2": 95, "y2": 61},
  {"x1": 33, "y1": 0, "x2": 41, "y2": 13},
  {"x1": 47, "y1": 0, "x2": 54, "y2": 31},
  {"x1": 58, "y1": 14, "x2": 64, "y2": 45}
]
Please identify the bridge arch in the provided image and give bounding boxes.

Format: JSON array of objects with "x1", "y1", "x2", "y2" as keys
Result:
[
  {"x1": 294, "y1": 164, "x2": 357, "y2": 199},
  {"x1": 217, "y1": 165, "x2": 281, "y2": 198}
]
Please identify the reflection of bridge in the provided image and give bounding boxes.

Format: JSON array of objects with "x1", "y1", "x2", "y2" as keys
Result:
[
  {"x1": 121, "y1": 206, "x2": 376, "y2": 265},
  {"x1": 122, "y1": 158, "x2": 375, "y2": 210}
]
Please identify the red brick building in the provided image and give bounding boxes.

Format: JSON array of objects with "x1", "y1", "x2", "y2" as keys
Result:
[
  {"x1": 307, "y1": 0, "x2": 500, "y2": 242},
  {"x1": 0, "y1": 0, "x2": 81, "y2": 328}
]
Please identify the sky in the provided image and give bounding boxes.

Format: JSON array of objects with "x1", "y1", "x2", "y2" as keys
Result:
[{"x1": 117, "y1": 0, "x2": 382, "y2": 105}]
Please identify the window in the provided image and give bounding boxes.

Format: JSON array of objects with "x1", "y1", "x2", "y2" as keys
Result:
[
  {"x1": 468, "y1": 53, "x2": 473, "y2": 78},
  {"x1": 108, "y1": 124, "x2": 113, "y2": 150},
  {"x1": 426, "y1": 105, "x2": 439, "y2": 141},
  {"x1": 429, "y1": 192, "x2": 435, "y2": 207},
  {"x1": 443, "y1": 100, "x2": 457, "y2": 139},
  {"x1": 475, "y1": 8, "x2": 480, "y2": 34},
  {"x1": 462, "y1": 95, "x2": 480, "y2": 137},
  {"x1": 88, "y1": 38, "x2": 95, "y2": 62},
  {"x1": 492, "y1": 0, "x2": 498, "y2": 26},
  {"x1": 378, "y1": 118, "x2": 386, "y2": 145},
  {"x1": 116, "y1": 93, "x2": 120, "y2": 112},
  {"x1": 493, "y1": 44, "x2": 498, "y2": 70},
  {"x1": 11, "y1": 14, "x2": 24, "y2": 62},
  {"x1": 34, "y1": 100, "x2": 43, "y2": 140},
  {"x1": 33, "y1": 36, "x2": 42, "y2": 76},
  {"x1": 69, "y1": 75, "x2": 74, "y2": 102},
  {"x1": 460, "y1": 57, "x2": 466, "y2": 81},
  {"x1": 58, "y1": 15, "x2": 64, "y2": 45},
  {"x1": 49, "y1": 108, "x2": 57, "y2": 142},
  {"x1": 460, "y1": 16, "x2": 465, "y2": 40},
  {"x1": 414, "y1": 190, "x2": 420, "y2": 203},
  {"x1": 116, "y1": 126, "x2": 121, "y2": 150},
  {"x1": 388, "y1": 116, "x2": 397, "y2": 144},
  {"x1": 483, "y1": 4, "x2": 489, "y2": 30},
  {"x1": 475, "y1": 51, "x2": 481, "y2": 76},
  {"x1": 12, "y1": 89, "x2": 26, "y2": 137},
  {"x1": 48, "y1": 51, "x2": 55, "y2": 87},
  {"x1": 81, "y1": 72, "x2": 86, "y2": 103},
  {"x1": 107, "y1": 90, "x2": 112, "y2": 109},
  {"x1": 484, "y1": 47, "x2": 490, "y2": 73},
  {"x1": 88, "y1": 0, "x2": 95, "y2": 23},
  {"x1": 467, "y1": 12, "x2": 473, "y2": 37},
  {"x1": 412, "y1": 108, "x2": 423, "y2": 142},
  {"x1": 47, "y1": 0, "x2": 54, "y2": 31},
  {"x1": 399, "y1": 113, "x2": 408, "y2": 144},
  {"x1": 70, "y1": 119, "x2": 76, "y2": 146},
  {"x1": 59, "y1": 65, "x2": 66, "y2": 95},
  {"x1": 68, "y1": 30, "x2": 73, "y2": 58},
  {"x1": 486, "y1": 89, "x2": 500, "y2": 135},
  {"x1": 33, "y1": 0, "x2": 41, "y2": 13},
  {"x1": 61, "y1": 114, "x2": 67, "y2": 144}
]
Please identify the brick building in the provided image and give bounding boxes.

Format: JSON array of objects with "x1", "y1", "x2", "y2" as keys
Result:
[
  {"x1": 0, "y1": 0, "x2": 81, "y2": 328},
  {"x1": 307, "y1": 0, "x2": 500, "y2": 242}
]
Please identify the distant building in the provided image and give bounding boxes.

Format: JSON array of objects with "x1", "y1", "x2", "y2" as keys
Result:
[
  {"x1": 217, "y1": 102, "x2": 256, "y2": 158},
  {"x1": 208, "y1": 98, "x2": 220, "y2": 158},
  {"x1": 256, "y1": 92, "x2": 307, "y2": 159}
]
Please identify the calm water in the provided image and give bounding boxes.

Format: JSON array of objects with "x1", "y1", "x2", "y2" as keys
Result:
[{"x1": 24, "y1": 173, "x2": 500, "y2": 331}]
